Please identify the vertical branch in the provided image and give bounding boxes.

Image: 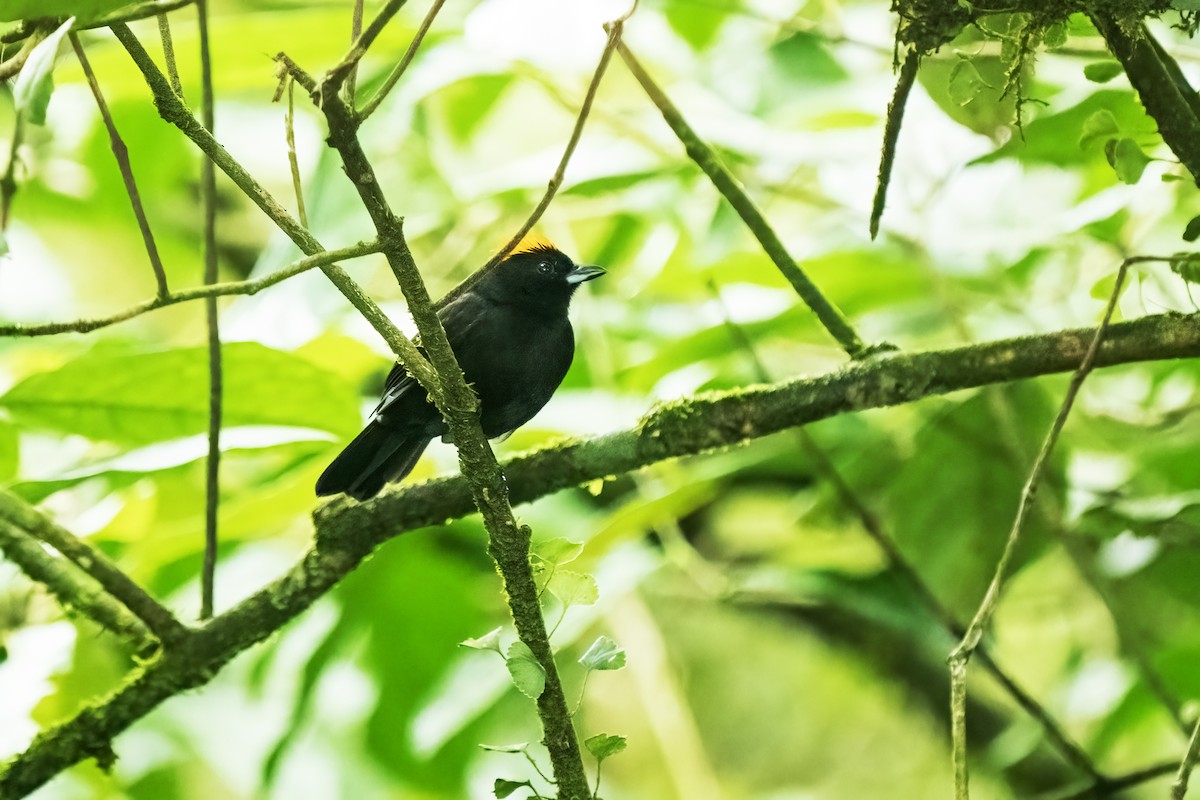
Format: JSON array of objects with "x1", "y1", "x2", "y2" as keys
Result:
[
  {"x1": 285, "y1": 78, "x2": 309, "y2": 227},
  {"x1": 345, "y1": 0, "x2": 364, "y2": 104},
  {"x1": 870, "y1": 48, "x2": 918, "y2": 240},
  {"x1": 70, "y1": 32, "x2": 170, "y2": 299},
  {"x1": 156, "y1": 12, "x2": 183, "y2": 98},
  {"x1": 197, "y1": 0, "x2": 222, "y2": 620},
  {"x1": 947, "y1": 258, "x2": 1133, "y2": 799}
]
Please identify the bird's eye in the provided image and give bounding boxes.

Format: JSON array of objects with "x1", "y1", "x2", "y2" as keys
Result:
[{"x1": 537, "y1": 261, "x2": 553, "y2": 275}]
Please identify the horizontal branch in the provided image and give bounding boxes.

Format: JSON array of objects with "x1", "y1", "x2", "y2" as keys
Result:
[
  {"x1": 0, "y1": 241, "x2": 382, "y2": 338},
  {"x1": 1, "y1": 310, "x2": 1198, "y2": 797}
]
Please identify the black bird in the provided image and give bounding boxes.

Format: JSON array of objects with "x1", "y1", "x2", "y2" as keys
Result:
[{"x1": 315, "y1": 242, "x2": 605, "y2": 501}]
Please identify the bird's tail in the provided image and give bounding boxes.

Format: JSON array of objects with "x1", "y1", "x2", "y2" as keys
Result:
[{"x1": 315, "y1": 423, "x2": 433, "y2": 501}]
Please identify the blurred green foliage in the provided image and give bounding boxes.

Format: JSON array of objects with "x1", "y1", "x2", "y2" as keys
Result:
[{"x1": 1, "y1": 1, "x2": 1200, "y2": 799}]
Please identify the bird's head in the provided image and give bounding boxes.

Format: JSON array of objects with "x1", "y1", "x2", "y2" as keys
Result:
[{"x1": 490, "y1": 240, "x2": 605, "y2": 313}]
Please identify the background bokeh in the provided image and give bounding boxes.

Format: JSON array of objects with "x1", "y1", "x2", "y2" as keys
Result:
[{"x1": 2, "y1": 1, "x2": 1200, "y2": 798}]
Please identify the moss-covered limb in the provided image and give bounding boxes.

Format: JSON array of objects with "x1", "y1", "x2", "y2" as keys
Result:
[
  {"x1": 3, "y1": 311, "x2": 1197, "y2": 798},
  {"x1": 1089, "y1": 15, "x2": 1200, "y2": 184},
  {"x1": 616, "y1": 43, "x2": 868, "y2": 361},
  {"x1": 0, "y1": 522, "x2": 155, "y2": 654},
  {"x1": 0, "y1": 240, "x2": 383, "y2": 338},
  {"x1": 318, "y1": 310, "x2": 1200, "y2": 542},
  {"x1": 0, "y1": 522, "x2": 376, "y2": 799},
  {"x1": 309, "y1": 56, "x2": 593, "y2": 800},
  {"x1": 109, "y1": 23, "x2": 439, "y2": 394},
  {"x1": 0, "y1": 491, "x2": 187, "y2": 647},
  {"x1": 871, "y1": 49, "x2": 919, "y2": 240}
]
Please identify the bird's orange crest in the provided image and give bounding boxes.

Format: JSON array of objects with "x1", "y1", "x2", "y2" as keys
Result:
[{"x1": 511, "y1": 232, "x2": 557, "y2": 256}]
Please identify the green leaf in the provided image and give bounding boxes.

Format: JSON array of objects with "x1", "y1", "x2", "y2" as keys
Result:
[
  {"x1": 461, "y1": 627, "x2": 504, "y2": 655},
  {"x1": 947, "y1": 58, "x2": 991, "y2": 107},
  {"x1": 769, "y1": 31, "x2": 847, "y2": 85},
  {"x1": 664, "y1": 0, "x2": 726, "y2": 49},
  {"x1": 1170, "y1": 253, "x2": 1200, "y2": 283},
  {"x1": 532, "y1": 538, "x2": 583, "y2": 566},
  {"x1": 438, "y1": 74, "x2": 512, "y2": 144},
  {"x1": 493, "y1": 778, "x2": 530, "y2": 798},
  {"x1": 0, "y1": 342, "x2": 361, "y2": 446},
  {"x1": 1183, "y1": 216, "x2": 1200, "y2": 243},
  {"x1": 13, "y1": 18, "x2": 74, "y2": 126},
  {"x1": 505, "y1": 642, "x2": 546, "y2": 700},
  {"x1": 1172, "y1": 0, "x2": 1200, "y2": 10},
  {"x1": 1083, "y1": 62, "x2": 1123, "y2": 83},
  {"x1": 546, "y1": 569, "x2": 598, "y2": 608},
  {"x1": 579, "y1": 636, "x2": 626, "y2": 672},
  {"x1": 1106, "y1": 137, "x2": 1151, "y2": 184},
  {"x1": 0, "y1": 420, "x2": 17, "y2": 482},
  {"x1": 479, "y1": 743, "x2": 529, "y2": 753},
  {"x1": 1042, "y1": 20, "x2": 1069, "y2": 49},
  {"x1": 1078, "y1": 109, "x2": 1119, "y2": 150},
  {"x1": 978, "y1": 90, "x2": 1151, "y2": 166},
  {"x1": 583, "y1": 733, "x2": 626, "y2": 762},
  {"x1": 0, "y1": 0, "x2": 127, "y2": 22}
]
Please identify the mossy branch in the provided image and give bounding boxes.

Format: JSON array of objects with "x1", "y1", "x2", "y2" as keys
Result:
[{"x1": 2, "y1": 309, "x2": 1197, "y2": 798}]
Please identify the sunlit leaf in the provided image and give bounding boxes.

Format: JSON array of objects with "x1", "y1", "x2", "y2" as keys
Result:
[
  {"x1": 505, "y1": 642, "x2": 546, "y2": 700},
  {"x1": 0, "y1": 342, "x2": 361, "y2": 446},
  {"x1": 493, "y1": 778, "x2": 531, "y2": 798},
  {"x1": 583, "y1": 732, "x2": 626, "y2": 762},
  {"x1": 1106, "y1": 137, "x2": 1151, "y2": 184},
  {"x1": 1083, "y1": 62, "x2": 1123, "y2": 83},
  {"x1": 461, "y1": 627, "x2": 504, "y2": 655},
  {"x1": 13, "y1": 18, "x2": 74, "y2": 126},
  {"x1": 546, "y1": 569, "x2": 598, "y2": 608},
  {"x1": 579, "y1": 636, "x2": 625, "y2": 672},
  {"x1": 533, "y1": 538, "x2": 583, "y2": 567}
]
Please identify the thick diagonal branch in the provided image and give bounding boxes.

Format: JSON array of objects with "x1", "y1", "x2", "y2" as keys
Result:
[{"x1": 1, "y1": 311, "x2": 1198, "y2": 798}]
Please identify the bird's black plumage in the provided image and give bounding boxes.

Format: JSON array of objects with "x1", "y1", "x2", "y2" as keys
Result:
[{"x1": 315, "y1": 245, "x2": 604, "y2": 501}]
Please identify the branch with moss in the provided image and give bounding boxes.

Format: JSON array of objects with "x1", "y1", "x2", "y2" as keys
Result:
[
  {"x1": 281, "y1": 10, "x2": 598, "y2": 790},
  {"x1": 1089, "y1": 16, "x2": 1200, "y2": 185},
  {"x1": 1, "y1": 310, "x2": 1197, "y2": 798}
]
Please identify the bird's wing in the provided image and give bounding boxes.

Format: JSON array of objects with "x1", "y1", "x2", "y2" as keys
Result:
[{"x1": 369, "y1": 291, "x2": 491, "y2": 422}]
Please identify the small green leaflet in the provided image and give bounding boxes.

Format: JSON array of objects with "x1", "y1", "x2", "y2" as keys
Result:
[
  {"x1": 584, "y1": 733, "x2": 627, "y2": 762},
  {"x1": 493, "y1": 778, "x2": 532, "y2": 798},
  {"x1": 1105, "y1": 137, "x2": 1151, "y2": 184},
  {"x1": 546, "y1": 569, "x2": 598, "y2": 608},
  {"x1": 505, "y1": 642, "x2": 546, "y2": 700},
  {"x1": 1170, "y1": 253, "x2": 1200, "y2": 284},
  {"x1": 1079, "y1": 109, "x2": 1119, "y2": 150},
  {"x1": 13, "y1": 18, "x2": 74, "y2": 126},
  {"x1": 1083, "y1": 62, "x2": 1123, "y2": 84},
  {"x1": 461, "y1": 627, "x2": 504, "y2": 655},
  {"x1": 532, "y1": 537, "x2": 583, "y2": 566},
  {"x1": 579, "y1": 636, "x2": 626, "y2": 671}
]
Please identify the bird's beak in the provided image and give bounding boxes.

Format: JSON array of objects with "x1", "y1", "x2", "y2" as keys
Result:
[{"x1": 566, "y1": 265, "x2": 606, "y2": 284}]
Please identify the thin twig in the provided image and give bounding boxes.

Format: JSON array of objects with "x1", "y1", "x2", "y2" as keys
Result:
[
  {"x1": 197, "y1": 0, "x2": 222, "y2": 621},
  {"x1": 345, "y1": 0, "x2": 364, "y2": 104},
  {"x1": 0, "y1": 240, "x2": 383, "y2": 337},
  {"x1": 0, "y1": 25, "x2": 44, "y2": 82},
  {"x1": 870, "y1": 48, "x2": 918, "y2": 240},
  {"x1": 0, "y1": 491, "x2": 188, "y2": 646},
  {"x1": 616, "y1": 40, "x2": 869, "y2": 359},
  {"x1": 323, "y1": 0, "x2": 410, "y2": 101},
  {"x1": 71, "y1": 32, "x2": 171, "y2": 299},
  {"x1": 1173, "y1": 720, "x2": 1200, "y2": 800},
  {"x1": 284, "y1": 78, "x2": 309, "y2": 226},
  {"x1": 440, "y1": 6, "x2": 631, "y2": 308},
  {"x1": 156, "y1": 12, "x2": 184, "y2": 98},
  {"x1": 0, "y1": 521, "x2": 156, "y2": 653},
  {"x1": 1045, "y1": 760, "x2": 1179, "y2": 800},
  {"x1": 112, "y1": 22, "x2": 439, "y2": 404},
  {"x1": 948, "y1": 257, "x2": 1136, "y2": 800},
  {"x1": 358, "y1": 0, "x2": 446, "y2": 122}
]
